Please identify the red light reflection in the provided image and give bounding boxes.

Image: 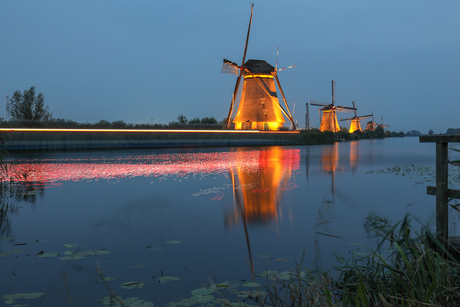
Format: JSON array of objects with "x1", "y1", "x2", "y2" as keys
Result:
[{"x1": 4, "y1": 150, "x2": 300, "y2": 188}]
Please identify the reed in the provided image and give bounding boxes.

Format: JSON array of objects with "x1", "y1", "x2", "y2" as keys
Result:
[{"x1": 256, "y1": 214, "x2": 460, "y2": 307}]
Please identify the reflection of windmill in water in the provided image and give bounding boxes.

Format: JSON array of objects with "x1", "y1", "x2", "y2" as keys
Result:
[
  {"x1": 221, "y1": 3, "x2": 296, "y2": 131},
  {"x1": 339, "y1": 101, "x2": 373, "y2": 133},
  {"x1": 225, "y1": 148, "x2": 299, "y2": 277},
  {"x1": 225, "y1": 148, "x2": 298, "y2": 226},
  {"x1": 314, "y1": 143, "x2": 345, "y2": 269},
  {"x1": 310, "y1": 80, "x2": 356, "y2": 132}
]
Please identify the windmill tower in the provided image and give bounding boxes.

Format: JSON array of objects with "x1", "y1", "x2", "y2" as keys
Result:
[
  {"x1": 221, "y1": 4, "x2": 296, "y2": 131},
  {"x1": 310, "y1": 80, "x2": 356, "y2": 132},
  {"x1": 339, "y1": 101, "x2": 373, "y2": 133}
]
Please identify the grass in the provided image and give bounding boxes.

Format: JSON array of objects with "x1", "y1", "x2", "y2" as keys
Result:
[{"x1": 253, "y1": 213, "x2": 460, "y2": 307}]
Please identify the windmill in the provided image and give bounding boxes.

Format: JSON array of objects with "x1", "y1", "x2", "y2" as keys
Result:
[
  {"x1": 365, "y1": 114, "x2": 378, "y2": 131},
  {"x1": 379, "y1": 116, "x2": 390, "y2": 130},
  {"x1": 221, "y1": 4, "x2": 296, "y2": 131},
  {"x1": 339, "y1": 101, "x2": 373, "y2": 133},
  {"x1": 310, "y1": 80, "x2": 356, "y2": 132}
]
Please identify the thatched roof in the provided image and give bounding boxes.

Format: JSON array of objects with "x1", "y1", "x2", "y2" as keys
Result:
[{"x1": 243, "y1": 59, "x2": 275, "y2": 74}]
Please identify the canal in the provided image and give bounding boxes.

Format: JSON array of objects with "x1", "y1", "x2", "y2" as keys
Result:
[{"x1": 0, "y1": 137, "x2": 458, "y2": 306}]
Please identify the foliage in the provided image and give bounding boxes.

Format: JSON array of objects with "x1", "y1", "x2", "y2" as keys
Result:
[
  {"x1": 9, "y1": 87, "x2": 52, "y2": 121},
  {"x1": 259, "y1": 214, "x2": 460, "y2": 307}
]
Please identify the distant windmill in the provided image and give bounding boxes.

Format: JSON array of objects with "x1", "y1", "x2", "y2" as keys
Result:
[
  {"x1": 339, "y1": 101, "x2": 373, "y2": 133},
  {"x1": 310, "y1": 80, "x2": 356, "y2": 132},
  {"x1": 365, "y1": 113, "x2": 378, "y2": 131},
  {"x1": 379, "y1": 116, "x2": 390, "y2": 130},
  {"x1": 221, "y1": 3, "x2": 296, "y2": 131}
]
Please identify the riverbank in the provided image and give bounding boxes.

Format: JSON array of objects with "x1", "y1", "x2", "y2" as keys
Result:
[{"x1": 0, "y1": 128, "x2": 339, "y2": 151}]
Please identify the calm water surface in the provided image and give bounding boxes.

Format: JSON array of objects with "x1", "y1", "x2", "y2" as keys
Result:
[{"x1": 1, "y1": 137, "x2": 459, "y2": 306}]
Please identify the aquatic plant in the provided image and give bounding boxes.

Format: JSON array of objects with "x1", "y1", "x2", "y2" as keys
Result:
[{"x1": 256, "y1": 213, "x2": 460, "y2": 306}]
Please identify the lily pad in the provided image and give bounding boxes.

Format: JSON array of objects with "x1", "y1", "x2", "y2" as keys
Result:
[
  {"x1": 36, "y1": 252, "x2": 59, "y2": 258},
  {"x1": 2, "y1": 292, "x2": 46, "y2": 305},
  {"x1": 213, "y1": 281, "x2": 240, "y2": 290},
  {"x1": 63, "y1": 243, "x2": 78, "y2": 248},
  {"x1": 236, "y1": 290, "x2": 265, "y2": 298},
  {"x1": 189, "y1": 294, "x2": 214, "y2": 304},
  {"x1": 0, "y1": 249, "x2": 23, "y2": 258},
  {"x1": 147, "y1": 247, "x2": 163, "y2": 251},
  {"x1": 132, "y1": 264, "x2": 146, "y2": 269},
  {"x1": 79, "y1": 250, "x2": 111, "y2": 256},
  {"x1": 157, "y1": 276, "x2": 181, "y2": 284},
  {"x1": 99, "y1": 296, "x2": 154, "y2": 306},
  {"x1": 166, "y1": 240, "x2": 182, "y2": 244},
  {"x1": 258, "y1": 270, "x2": 277, "y2": 277},
  {"x1": 121, "y1": 281, "x2": 146, "y2": 289},
  {"x1": 241, "y1": 282, "x2": 260, "y2": 288},
  {"x1": 276, "y1": 271, "x2": 296, "y2": 280},
  {"x1": 59, "y1": 249, "x2": 110, "y2": 260},
  {"x1": 59, "y1": 254, "x2": 86, "y2": 260},
  {"x1": 191, "y1": 288, "x2": 214, "y2": 296}
]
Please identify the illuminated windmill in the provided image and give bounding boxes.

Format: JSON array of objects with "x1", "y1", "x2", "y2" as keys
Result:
[
  {"x1": 378, "y1": 116, "x2": 390, "y2": 130},
  {"x1": 221, "y1": 4, "x2": 296, "y2": 131},
  {"x1": 310, "y1": 81, "x2": 356, "y2": 132},
  {"x1": 365, "y1": 115, "x2": 378, "y2": 131},
  {"x1": 339, "y1": 101, "x2": 373, "y2": 133}
]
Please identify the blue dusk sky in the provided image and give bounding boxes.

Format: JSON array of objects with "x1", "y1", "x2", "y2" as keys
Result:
[{"x1": 1, "y1": 1, "x2": 459, "y2": 134}]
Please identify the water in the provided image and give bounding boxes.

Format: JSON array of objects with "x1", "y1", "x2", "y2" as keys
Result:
[{"x1": 0, "y1": 137, "x2": 458, "y2": 306}]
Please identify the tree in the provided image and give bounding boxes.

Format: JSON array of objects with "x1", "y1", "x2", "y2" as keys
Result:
[
  {"x1": 176, "y1": 114, "x2": 188, "y2": 124},
  {"x1": 428, "y1": 129, "x2": 434, "y2": 135},
  {"x1": 9, "y1": 86, "x2": 52, "y2": 121}
]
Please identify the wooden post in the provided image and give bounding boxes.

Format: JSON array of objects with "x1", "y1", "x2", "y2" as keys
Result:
[
  {"x1": 420, "y1": 134, "x2": 460, "y2": 245},
  {"x1": 436, "y1": 141, "x2": 449, "y2": 242}
]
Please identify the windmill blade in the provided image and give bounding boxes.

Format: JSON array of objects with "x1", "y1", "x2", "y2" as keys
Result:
[
  {"x1": 225, "y1": 3, "x2": 253, "y2": 128},
  {"x1": 225, "y1": 75, "x2": 242, "y2": 127},
  {"x1": 278, "y1": 65, "x2": 296, "y2": 72},
  {"x1": 274, "y1": 74, "x2": 296, "y2": 129},
  {"x1": 336, "y1": 105, "x2": 357, "y2": 112},
  {"x1": 340, "y1": 117, "x2": 355, "y2": 121},
  {"x1": 358, "y1": 114, "x2": 374, "y2": 119},
  {"x1": 240, "y1": 3, "x2": 254, "y2": 70},
  {"x1": 275, "y1": 46, "x2": 279, "y2": 71},
  {"x1": 331, "y1": 80, "x2": 336, "y2": 105},
  {"x1": 352, "y1": 101, "x2": 357, "y2": 117},
  {"x1": 221, "y1": 59, "x2": 240, "y2": 75},
  {"x1": 310, "y1": 100, "x2": 328, "y2": 107}
]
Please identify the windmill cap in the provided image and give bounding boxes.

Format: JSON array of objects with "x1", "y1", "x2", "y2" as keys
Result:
[{"x1": 244, "y1": 59, "x2": 275, "y2": 74}]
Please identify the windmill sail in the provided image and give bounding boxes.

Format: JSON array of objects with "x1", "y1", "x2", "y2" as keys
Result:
[{"x1": 221, "y1": 59, "x2": 240, "y2": 75}]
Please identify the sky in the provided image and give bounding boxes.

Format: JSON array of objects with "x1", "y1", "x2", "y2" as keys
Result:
[{"x1": 1, "y1": 1, "x2": 459, "y2": 134}]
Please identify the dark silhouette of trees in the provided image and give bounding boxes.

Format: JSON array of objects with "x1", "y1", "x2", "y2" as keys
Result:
[{"x1": 9, "y1": 86, "x2": 52, "y2": 121}]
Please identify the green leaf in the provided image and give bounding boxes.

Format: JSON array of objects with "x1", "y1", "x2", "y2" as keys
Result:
[
  {"x1": 241, "y1": 282, "x2": 260, "y2": 287},
  {"x1": 63, "y1": 243, "x2": 78, "y2": 248},
  {"x1": 166, "y1": 240, "x2": 182, "y2": 244},
  {"x1": 36, "y1": 252, "x2": 59, "y2": 258},
  {"x1": 191, "y1": 288, "x2": 214, "y2": 296}
]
